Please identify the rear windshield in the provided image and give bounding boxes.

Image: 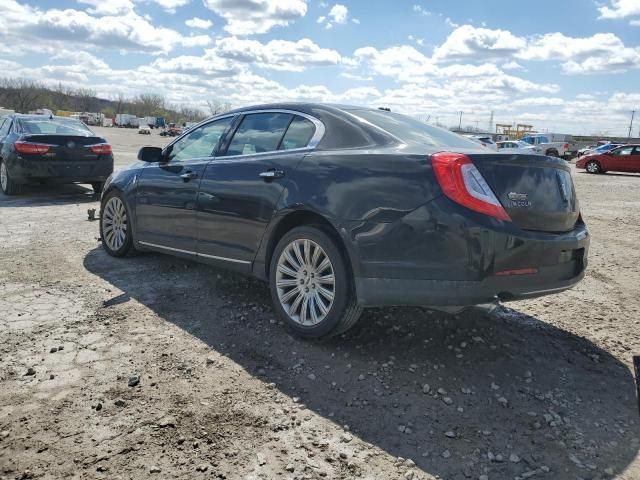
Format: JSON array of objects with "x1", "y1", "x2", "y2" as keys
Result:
[
  {"x1": 18, "y1": 117, "x2": 94, "y2": 136},
  {"x1": 349, "y1": 109, "x2": 481, "y2": 149}
]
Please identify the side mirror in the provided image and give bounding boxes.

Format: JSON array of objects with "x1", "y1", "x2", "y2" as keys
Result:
[{"x1": 138, "y1": 146, "x2": 163, "y2": 162}]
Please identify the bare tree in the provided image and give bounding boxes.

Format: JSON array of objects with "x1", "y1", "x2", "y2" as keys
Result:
[
  {"x1": 0, "y1": 78, "x2": 44, "y2": 113},
  {"x1": 73, "y1": 87, "x2": 97, "y2": 112},
  {"x1": 134, "y1": 93, "x2": 165, "y2": 117},
  {"x1": 206, "y1": 99, "x2": 232, "y2": 116}
]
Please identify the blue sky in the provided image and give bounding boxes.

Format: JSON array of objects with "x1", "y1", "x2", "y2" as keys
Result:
[{"x1": 0, "y1": 0, "x2": 639, "y2": 135}]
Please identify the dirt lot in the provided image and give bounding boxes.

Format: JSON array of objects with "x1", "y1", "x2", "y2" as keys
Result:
[{"x1": 1, "y1": 126, "x2": 639, "y2": 480}]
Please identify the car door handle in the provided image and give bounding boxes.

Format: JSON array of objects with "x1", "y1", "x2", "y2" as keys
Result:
[
  {"x1": 180, "y1": 171, "x2": 197, "y2": 181},
  {"x1": 259, "y1": 169, "x2": 284, "y2": 180}
]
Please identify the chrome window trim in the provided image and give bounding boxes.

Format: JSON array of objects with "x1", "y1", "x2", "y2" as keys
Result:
[
  {"x1": 220, "y1": 109, "x2": 325, "y2": 159},
  {"x1": 138, "y1": 241, "x2": 251, "y2": 265}
]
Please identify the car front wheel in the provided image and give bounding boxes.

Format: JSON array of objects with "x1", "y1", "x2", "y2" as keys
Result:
[
  {"x1": 586, "y1": 160, "x2": 602, "y2": 174},
  {"x1": 100, "y1": 191, "x2": 134, "y2": 257},
  {"x1": 269, "y1": 226, "x2": 362, "y2": 339}
]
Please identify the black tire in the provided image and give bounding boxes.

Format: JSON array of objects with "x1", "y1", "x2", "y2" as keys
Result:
[
  {"x1": 91, "y1": 182, "x2": 104, "y2": 194},
  {"x1": 585, "y1": 160, "x2": 602, "y2": 174},
  {"x1": 0, "y1": 159, "x2": 23, "y2": 195},
  {"x1": 100, "y1": 190, "x2": 134, "y2": 257},
  {"x1": 269, "y1": 226, "x2": 362, "y2": 339},
  {"x1": 546, "y1": 149, "x2": 559, "y2": 157}
]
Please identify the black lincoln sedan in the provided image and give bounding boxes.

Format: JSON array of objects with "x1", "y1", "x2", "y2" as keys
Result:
[
  {"x1": 0, "y1": 114, "x2": 113, "y2": 195},
  {"x1": 99, "y1": 103, "x2": 589, "y2": 339}
]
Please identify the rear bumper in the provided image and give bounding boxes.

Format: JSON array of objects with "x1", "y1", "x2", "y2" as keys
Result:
[
  {"x1": 356, "y1": 263, "x2": 586, "y2": 307},
  {"x1": 344, "y1": 197, "x2": 589, "y2": 308},
  {"x1": 9, "y1": 156, "x2": 113, "y2": 184}
]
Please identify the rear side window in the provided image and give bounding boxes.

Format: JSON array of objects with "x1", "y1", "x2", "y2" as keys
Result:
[
  {"x1": 18, "y1": 117, "x2": 94, "y2": 136},
  {"x1": 350, "y1": 109, "x2": 480, "y2": 149},
  {"x1": 226, "y1": 112, "x2": 292, "y2": 156},
  {"x1": 280, "y1": 116, "x2": 316, "y2": 150}
]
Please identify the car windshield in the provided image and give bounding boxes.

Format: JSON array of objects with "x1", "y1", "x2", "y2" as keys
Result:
[
  {"x1": 349, "y1": 109, "x2": 481, "y2": 149},
  {"x1": 18, "y1": 117, "x2": 94, "y2": 136},
  {"x1": 516, "y1": 141, "x2": 530, "y2": 148}
]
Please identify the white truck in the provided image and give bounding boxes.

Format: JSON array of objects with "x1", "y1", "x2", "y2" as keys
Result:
[{"x1": 519, "y1": 133, "x2": 576, "y2": 158}]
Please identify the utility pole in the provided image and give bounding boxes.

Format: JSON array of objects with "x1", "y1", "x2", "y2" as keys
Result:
[
  {"x1": 629, "y1": 110, "x2": 635, "y2": 139},
  {"x1": 488, "y1": 110, "x2": 494, "y2": 133},
  {"x1": 458, "y1": 111, "x2": 463, "y2": 130}
]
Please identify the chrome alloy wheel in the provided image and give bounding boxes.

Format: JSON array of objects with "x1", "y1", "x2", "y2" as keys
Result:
[
  {"x1": 275, "y1": 238, "x2": 336, "y2": 325},
  {"x1": 102, "y1": 196, "x2": 128, "y2": 251},
  {"x1": 0, "y1": 162, "x2": 7, "y2": 192},
  {"x1": 586, "y1": 161, "x2": 598, "y2": 173}
]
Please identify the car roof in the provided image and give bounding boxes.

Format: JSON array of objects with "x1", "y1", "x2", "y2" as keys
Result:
[{"x1": 223, "y1": 102, "x2": 378, "y2": 117}]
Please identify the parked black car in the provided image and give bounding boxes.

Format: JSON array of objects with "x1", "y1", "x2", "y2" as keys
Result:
[
  {"x1": 0, "y1": 114, "x2": 113, "y2": 195},
  {"x1": 100, "y1": 103, "x2": 589, "y2": 339}
]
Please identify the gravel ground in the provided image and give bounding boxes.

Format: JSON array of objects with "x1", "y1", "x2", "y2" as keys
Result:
[{"x1": 0, "y1": 127, "x2": 639, "y2": 480}]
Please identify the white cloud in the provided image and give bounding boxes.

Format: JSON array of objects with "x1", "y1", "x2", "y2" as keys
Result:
[
  {"x1": 432, "y1": 25, "x2": 640, "y2": 75},
  {"x1": 502, "y1": 61, "x2": 526, "y2": 71},
  {"x1": 144, "y1": 0, "x2": 190, "y2": 13},
  {"x1": 408, "y1": 35, "x2": 425, "y2": 46},
  {"x1": 213, "y1": 36, "x2": 341, "y2": 71},
  {"x1": 353, "y1": 45, "x2": 436, "y2": 79},
  {"x1": 318, "y1": 4, "x2": 350, "y2": 29},
  {"x1": 598, "y1": 0, "x2": 640, "y2": 19},
  {"x1": 328, "y1": 4, "x2": 348, "y2": 23},
  {"x1": 433, "y1": 25, "x2": 526, "y2": 61},
  {"x1": 0, "y1": 0, "x2": 201, "y2": 54},
  {"x1": 180, "y1": 35, "x2": 212, "y2": 48},
  {"x1": 203, "y1": 0, "x2": 307, "y2": 35},
  {"x1": 185, "y1": 17, "x2": 213, "y2": 29},
  {"x1": 511, "y1": 97, "x2": 565, "y2": 106},
  {"x1": 77, "y1": 0, "x2": 134, "y2": 15},
  {"x1": 413, "y1": 5, "x2": 431, "y2": 16},
  {"x1": 521, "y1": 32, "x2": 640, "y2": 74},
  {"x1": 339, "y1": 72, "x2": 373, "y2": 81}
]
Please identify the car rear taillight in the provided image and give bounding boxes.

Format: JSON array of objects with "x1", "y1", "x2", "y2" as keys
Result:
[
  {"x1": 89, "y1": 144, "x2": 112, "y2": 155},
  {"x1": 432, "y1": 152, "x2": 511, "y2": 221},
  {"x1": 15, "y1": 141, "x2": 50, "y2": 155},
  {"x1": 564, "y1": 143, "x2": 569, "y2": 150}
]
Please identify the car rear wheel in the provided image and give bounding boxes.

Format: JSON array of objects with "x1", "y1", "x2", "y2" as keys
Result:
[
  {"x1": 100, "y1": 191, "x2": 134, "y2": 257},
  {"x1": 586, "y1": 160, "x2": 602, "y2": 174},
  {"x1": 546, "y1": 149, "x2": 559, "y2": 157},
  {"x1": 91, "y1": 182, "x2": 104, "y2": 194},
  {"x1": 0, "y1": 160, "x2": 22, "y2": 195},
  {"x1": 269, "y1": 226, "x2": 362, "y2": 339}
]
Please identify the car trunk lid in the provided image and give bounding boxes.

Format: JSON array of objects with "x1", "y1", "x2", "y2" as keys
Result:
[
  {"x1": 467, "y1": 153, "x2": 579, "y2": 232},
  {"x1": 20, "y1": 135, "x2": 106, "y2": 161}
]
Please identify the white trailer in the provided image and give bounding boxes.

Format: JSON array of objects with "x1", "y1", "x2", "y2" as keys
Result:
[{"x1": 115, "y1": 113, "x2": 135, "y2": 126}]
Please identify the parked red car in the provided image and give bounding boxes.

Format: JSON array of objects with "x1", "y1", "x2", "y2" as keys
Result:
[{"x1": 576, "y1": 144, "x2": 640, "y2": 174}]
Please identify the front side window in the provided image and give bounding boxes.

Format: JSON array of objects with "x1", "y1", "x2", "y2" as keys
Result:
[
  {"x1": 168, "y1": 117, "x2": 233, "y2": 162},
  {"x1": 612, "y1": 146, "x2": 634, "y2": 156},
  {"x1": 280, "y1": 116, "x2": 316, "y2": 150},
  {"x1": 226, "y1": 112, "x2": 292, "y2": 156}
]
